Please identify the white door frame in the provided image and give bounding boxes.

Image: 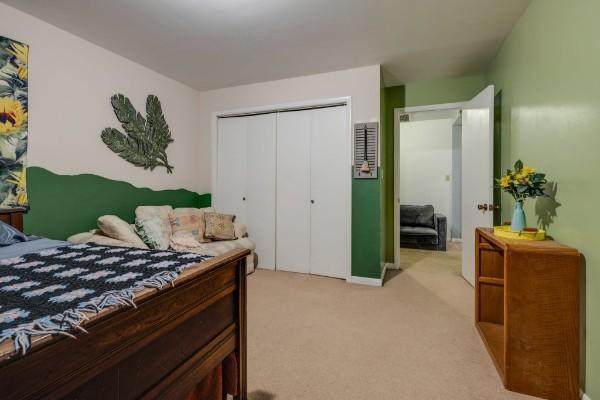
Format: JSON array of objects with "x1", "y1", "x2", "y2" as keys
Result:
[
  {"x1": 393, "y1": 102, "x2": 464, "y2": 269},
  {"x1": 211, "y1": 96, "x2": 353, "y2": 281}
]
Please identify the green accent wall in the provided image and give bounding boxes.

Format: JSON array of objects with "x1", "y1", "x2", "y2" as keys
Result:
[
  {"x1": 352, "y1": 179, "x2": 381, "y2": 279},
  {"x1": 486, "y1": 0, "x2": 599, "y2": 395},
  {"x1": 380, "y1": 75, "x2": 486, "y2": 263},
  {"x1": 23, "y1": 167, "x2": 210, "y2": 240}
]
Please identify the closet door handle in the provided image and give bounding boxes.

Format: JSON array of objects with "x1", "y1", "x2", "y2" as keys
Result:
[
  {"x1": 242, "y1": 197, "x2": 246, "y2": 201},
  {"x1": 311, "y1": 200, "x2": 315, "y2": 204}
]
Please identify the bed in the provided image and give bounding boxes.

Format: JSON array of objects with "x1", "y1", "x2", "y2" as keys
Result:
[{"x1": 0, "y1": 210, "x2": 248, "y2": 400}]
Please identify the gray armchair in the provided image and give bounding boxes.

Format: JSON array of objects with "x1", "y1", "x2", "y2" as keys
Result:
[{"x1": 400, "y1": 205, "x2": 447, "y2": 251}]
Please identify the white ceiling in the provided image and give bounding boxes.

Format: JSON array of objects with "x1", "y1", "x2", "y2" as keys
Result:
[{"x1": 1, "y1": 0, "x2": 530, "y2": 90}]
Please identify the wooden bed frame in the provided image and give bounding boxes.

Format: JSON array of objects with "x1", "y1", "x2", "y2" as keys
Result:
[{"x1": 0, "y1": 233, "x2": 249, "y2": 400}]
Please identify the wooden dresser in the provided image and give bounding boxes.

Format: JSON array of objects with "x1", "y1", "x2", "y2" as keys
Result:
[
  {"x1": 475, "y1": 228, "x2": 580, "y2": 400},
  {"x1": 0, "y1": 208, "x2": 25, "y2": 231}
]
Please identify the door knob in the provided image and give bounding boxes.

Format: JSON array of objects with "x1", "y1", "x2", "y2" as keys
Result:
[
  {"x1": 477, "y1": 204, "x2": 489, "y2": 211},
  {"x1": 311, "y1": 200, "x2": 315, "y2": 204},
  {"x1": 242, "y1": 197, "x2": 246, "y2": 201}
]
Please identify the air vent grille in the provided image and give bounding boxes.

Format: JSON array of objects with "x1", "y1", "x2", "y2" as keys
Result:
[
  {"x1": 353, "y1": 122, "x2": 378, "y2": 179},
  {"x1": 399, "y1": 113, "x2": 410, "y2": 122}
]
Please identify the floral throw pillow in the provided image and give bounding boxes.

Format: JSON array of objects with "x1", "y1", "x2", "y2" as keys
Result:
[
  {"x1": 204, "y1": 212, "x2": 236, "y2": 241},
  {"x1": 135, "y1": 216, "x2": 170, "y2": 250},
  {"x1": 169, "y1": 208, "x2": 211, "y2": 243}
]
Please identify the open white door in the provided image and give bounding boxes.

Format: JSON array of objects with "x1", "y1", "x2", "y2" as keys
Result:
[{"x1": 461, "y1": 85, "x2": 494, "y2": 286}]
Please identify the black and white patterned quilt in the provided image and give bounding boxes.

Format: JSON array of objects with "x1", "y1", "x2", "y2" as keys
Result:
[{"x1": 0, "y1": 243, "x2": 212, "y2": 354}]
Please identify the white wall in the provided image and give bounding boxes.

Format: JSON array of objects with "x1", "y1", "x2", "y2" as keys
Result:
[
  {"x1": 198, "y1": 65, "x2": 381, "y2": 191},
  {"x1": 0, "y1": 2, "x2": 380, "y2": 195},
  {"x1": 0, "y1": 3, "x2": 204, "y2": 193},
  {"x1": 400, "y1": 119, "x2": 453, "y2": 237}
]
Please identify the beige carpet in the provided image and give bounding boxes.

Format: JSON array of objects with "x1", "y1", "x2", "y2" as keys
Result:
[{"x1": 246, "y1": 244, "x2": 537, "y2": 400}]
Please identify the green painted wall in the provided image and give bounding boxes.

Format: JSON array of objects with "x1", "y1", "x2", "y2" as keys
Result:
[
  {"x1": 24, "y1": 167, "x2": 210, "y2": 240},
  {"x1": 486, "y1": 0, "x2": 599, "y2": 395},
  {"x1": 380, "y1": 75, "x2": 486, "y2": 263},
  {"x1": 352, "y1": 179, "x2": 381, "y2": 279}
]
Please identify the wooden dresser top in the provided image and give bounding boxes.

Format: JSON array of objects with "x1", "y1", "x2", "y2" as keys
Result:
[{"x1": 477, "y1": 227, "x2": 579, "y2": 255}]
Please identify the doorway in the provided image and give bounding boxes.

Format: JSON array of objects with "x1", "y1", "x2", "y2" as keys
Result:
[
  {"x1": 393, "y1": 86, "x2": 499, "y2": 286},
  {"x1": 394, "y1": 105, "x2": 463, "y2": 278}
]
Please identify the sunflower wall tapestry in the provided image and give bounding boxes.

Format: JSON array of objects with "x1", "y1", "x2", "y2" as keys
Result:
[{"x1": 0, "y1": 36, "x2": 28, "y2": 208}]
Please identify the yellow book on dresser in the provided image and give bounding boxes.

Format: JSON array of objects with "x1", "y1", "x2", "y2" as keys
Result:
[{"x1": 492, "y1": 225, "x2": 546, "y2": 241}]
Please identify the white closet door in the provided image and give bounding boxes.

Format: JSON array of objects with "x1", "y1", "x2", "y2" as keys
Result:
[
  {"x1": 216, "y1": 117, "x2": 247, "y2": 222},
  {"x1": 276, "y1": 110, "x2": 311, "y2": 274},
  {"x1": 245, "y1": 113, "x2": 277, "y2": 269},
  {"x1": 309, "y1": 106, "x2": 349, "y2": 279}
]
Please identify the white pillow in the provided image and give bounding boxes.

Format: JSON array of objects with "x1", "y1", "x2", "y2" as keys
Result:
[
  {"x1": 97, "y1": 215, "x2": 148, "y2": 248},
  {"x1": 68, "y1": 230, "x2": 144, "y2": 248}
]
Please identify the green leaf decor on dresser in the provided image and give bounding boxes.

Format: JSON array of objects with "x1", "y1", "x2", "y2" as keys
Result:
[{"x1": 101, "y1": 94, "x2": 174, "y2": 173}]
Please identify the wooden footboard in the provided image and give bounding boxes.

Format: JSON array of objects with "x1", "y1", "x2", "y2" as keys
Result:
[{"x1": 0, "y1": 249, "x2": 249, "y2": 400}]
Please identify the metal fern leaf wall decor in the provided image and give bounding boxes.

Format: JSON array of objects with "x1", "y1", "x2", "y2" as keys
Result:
[{"x1": 101, "y1": 94, "x2": 174, "y2": 173}]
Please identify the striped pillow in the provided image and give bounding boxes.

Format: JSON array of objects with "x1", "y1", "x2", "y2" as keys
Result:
[{"x1": 135, "y1": 216, "x2": 169, "y2": 250}]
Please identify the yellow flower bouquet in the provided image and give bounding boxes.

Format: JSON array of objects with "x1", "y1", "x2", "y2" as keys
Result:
[{"x1": 495, "y1": 160, "x2": 547, "y2": 231}]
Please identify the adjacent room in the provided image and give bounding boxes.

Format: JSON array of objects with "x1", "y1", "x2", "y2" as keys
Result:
[
  {"x1": 0, "y1": 1, "x2": 596, "y2": 400},
  {"x1": 397, "y1": 108, "x2": 463, "y2": 250}
]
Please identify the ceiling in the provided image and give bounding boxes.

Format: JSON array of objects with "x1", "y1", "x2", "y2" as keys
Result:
[{"x1": 2, "y1": 0, "x2": 530, "y2": 91}]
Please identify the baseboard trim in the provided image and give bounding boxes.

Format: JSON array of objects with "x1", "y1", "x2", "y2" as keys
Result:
[
  {"x1": 384, "y1": 261, "x2": 399, "y2": 270},
  {"x1": 381, "y1": 263, "x2": 390, "y2": 283},
  {"x1": 350, "y1": 275, "x2": 383, "y2": 287},
  {"x1": 581, "y1": 389, "x2": 591, "y2": 400}
]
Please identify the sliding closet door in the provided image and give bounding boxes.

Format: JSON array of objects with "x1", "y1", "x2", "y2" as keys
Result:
[
  {"x1": 216, "y1": 117, "x2": 247, "y2": 222},
  {"x1": 309, "y1": 106, "x2": 349, "y2": 279},
  {"x1": 276, "y1": 110, "x2": 311, "y2": 274},
  {"x1": 245, "y1": 113, "x2": 277, "y2": 269}
]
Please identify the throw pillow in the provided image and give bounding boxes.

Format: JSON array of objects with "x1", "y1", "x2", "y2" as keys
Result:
[
  {"x1": 68, "y1": 230, "x2": 141, "y2": 248},
  {"x1": 97, "y1": 215, "x2": 148, "y2": 248},
  {"x1": 233, "y1": 223, "x2": 248, "y2": 239},
  {"x1": 204, "y1": 212, "x2": 236, "y2": 241},
  {"x1": 135, "y1": 205, "x2": 173, "y2": 247},
  {"x1": 135, "y1": 216, "x2": 170, "y2": 250},
  {"x1": 170, "y1": 207, "x2": 213, "y2": 243},
  {"x1": 0, "y1": 220, "x2": 29, "y2": 246}
]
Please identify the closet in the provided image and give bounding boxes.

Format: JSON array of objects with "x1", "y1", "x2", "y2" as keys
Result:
[
  {"x1": 216, "y1": 113, "x2": 277, "y2": 268},
  {"x1": 215, "y1": 104, "x2": 349, "y2": 279}
]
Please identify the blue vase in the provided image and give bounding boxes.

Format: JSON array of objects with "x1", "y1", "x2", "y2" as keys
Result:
[{"x1": 511, "y1": 201, "x2": 526, "y2": 232}]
